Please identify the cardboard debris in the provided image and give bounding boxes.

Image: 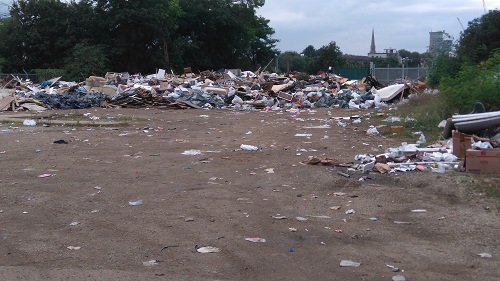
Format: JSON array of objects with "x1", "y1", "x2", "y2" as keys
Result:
[
  {"x1": 465, "y1": 149, "x2": 500, "y2": 174},
  {"x1": 0, "y1": 96, "x2": 15, "y2": 110},
  {"x1": 302, "y1": 157, "x2": 341, "y2": 166},
  {"x1": 1, "y1": 69, "x2": 423, "y2": 112},
  {"x1": 452, "y1": 130, "x2": 472, "y2": 159}
]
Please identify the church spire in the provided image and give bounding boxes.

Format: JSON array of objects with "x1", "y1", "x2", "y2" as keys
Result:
[{"x1": 370, "y1": 28, "x2": 376, "y2": 54}]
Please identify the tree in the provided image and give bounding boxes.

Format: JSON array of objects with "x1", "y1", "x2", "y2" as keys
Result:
[
  {"x1": 0, "y1": 0, "x2": 73, "y2": 72},
  {"x1": 244, "y1": 16, "x2": 279, "y2": 70},
  {"x1": 278, "y1": 51, "x2": 306, "y2": 73},
  {"x1": 370, "y1": 56, "x2": 400, "y2": 68},
  {"x1": 177, "y1": 0, "x2": 277, "y2": 71},
  {"x1": 91, "y1": 0, "x2": 181, "y2": 73},
  {"x1": 439, "y1": 50, "x2": 500, "y2": 112},
  {"x1": 426, "y1": 53, "x2": 461, "y2": 87},
  {"x1": 458, "y1": 10, "x2": 500, "y2": 65},
  {"x1": 64, "y1": 42, "x2": 109, "y2": 81},
  {"x1": 310, "y1": 41, "x2": 345, "y2": 73},
  {"x1": 302, "y1": 45, "x2": 317, "y2": 57},
  {"x1": 398, "y1": 49, "x2": 422, "y2": 67}
]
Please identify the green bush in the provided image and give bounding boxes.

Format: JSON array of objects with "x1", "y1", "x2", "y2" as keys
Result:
[{"x1": 439, "y1": 50, "x2": 500, "y2": 113}]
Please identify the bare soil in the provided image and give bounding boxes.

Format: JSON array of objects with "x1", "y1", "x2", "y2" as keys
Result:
[{"x1": 0, "y1": 107, "x2": 499, "y2": 281}]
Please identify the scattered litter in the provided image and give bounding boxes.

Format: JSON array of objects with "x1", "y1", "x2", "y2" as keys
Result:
[
  {"x1": 477, "y1": 253, "x2": 492, "y2": 258},
  {"x1": 142, "y1": 260, "x2": 161, "y2": 267},
  {"x1": 289, "y1": 228, "x2": 298, "y2": 232},
  {"x1": 394, "y1": 221, "x2": 415, "y2": 224},
  {"x1": 392, "y1": 275, "x2": 406, "y2": 281},
  {"x1": 295, "y1": 133, "x2": 312, "y2": 137},
  {"x1": 264, "y1": 168, "x2": 275, "y2": 174},
  {"x1": 23, "y1": 119, "x2": 36, "y2": 126},
  {"x1": 330, "y1": 206, "x2": 341, "y2": 210},
  {"x1": 182, "y1": 149, "x2": 202, "y2": 155},
  {"x1": 302, "y1": 156, "x2": 341, "y2": 166},
  {"x1": 411, "y1": 209, "x2": 427, "y2": 213},
  {"x1": 54, "y1": 139, "x2": 69, "y2": 144},
  {"x1": 333, "y1": 192, "x2": 347, "y2": 196},
  {"x1": 245, "y1": 237, "x2": 266, "y2": 243},
  {"x1": 387, "y1": 265, "x2": 400, "y2": 272},
  {"x1": 309, "y1": 215, "x2": 331, "y2": 219},
  {"x1": 196, "y1": 246, "x2": 220, "y2": 253},
  {"x1": 69, "y1": 222, "x2": 79, "y2": 226},
  {"x1": 366, "y1": 126, "x2": 379, "y2": 136},
  {"x1": 128, "y1": 199, "x2": 143, "y2": 206},
  {"x1": 272, "y1": 215, "x2": 287, "y2": 220},
  {"x1": 240, "y1": 144, "x2": 259, "y2": 151},
  {"x1": 295, "y1": 217, "x2": 308, "y2": 221},
  {"x1": 67, "y1": 246, "x2": 81, "y2": 250},
  {"x1": 184, "y1": 217, "x2": 195, "y2": 222},
  {"x1": 345, "y1": 209, "x2": 355, "y2": 215},
  {"x1": 38, "y1": 174, "x2": 54, "y2": 178},
  {"x1": 337, "y1": 171, "x2": 350, "y2": 178},
  {"x1": 340, "y1": 260, "x2": 361, "y2": 267},
  {"x1": 368, "y1": 217, "x2": 379, "y2": 221}
]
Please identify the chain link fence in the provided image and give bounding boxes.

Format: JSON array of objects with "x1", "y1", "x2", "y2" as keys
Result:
[{"x1": 373, "y1": 67, "x2": 428, "y2": 85}]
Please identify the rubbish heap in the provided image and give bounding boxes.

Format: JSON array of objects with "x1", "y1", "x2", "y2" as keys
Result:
[
  {"x1": 338, "y1": 106, "x2": 500, "y2": 175},
  {"x1": 0, "y1": 69, "x2": 422, "y2": 112},
  {"x1": 442, "y1": 107, "x2": 500, "y2": 174}
]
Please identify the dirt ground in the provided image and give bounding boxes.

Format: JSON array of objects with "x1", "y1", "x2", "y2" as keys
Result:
[{"x1": 0, "y1": 107, "x2": 499, "y2": 281}]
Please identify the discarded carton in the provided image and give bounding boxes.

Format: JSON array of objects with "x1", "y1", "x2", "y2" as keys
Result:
[
  {"x1": 452, "y1": 130, "x2": 472, "y2": 159},
  {"x1": 465, "y1": 149, "x2": 500, "y2": 174}
]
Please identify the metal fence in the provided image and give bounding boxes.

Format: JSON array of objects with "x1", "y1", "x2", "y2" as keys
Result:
[{"x1": 373, "y1": 67, "x2": 428, "y2": 85}]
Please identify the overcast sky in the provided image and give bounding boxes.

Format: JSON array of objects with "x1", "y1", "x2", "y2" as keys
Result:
[{"x1": 257, "y1": 0, "x2": 500, "y2": 55}]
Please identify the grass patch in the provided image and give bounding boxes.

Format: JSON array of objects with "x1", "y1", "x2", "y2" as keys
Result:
[
  {"x1": 394, "y1": 93, "x2": 454, "y2": 141},
  {"x1": 462, "y1": 174, "x2": 500, "y2": 198},
  {"x1": 0, "y1": 119, "x2": 16, "y2": 124}
]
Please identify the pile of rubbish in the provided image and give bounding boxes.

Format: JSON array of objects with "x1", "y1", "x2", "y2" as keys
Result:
[{"x1": 0, "y1": 68, "x2": 422, "y2": 112}]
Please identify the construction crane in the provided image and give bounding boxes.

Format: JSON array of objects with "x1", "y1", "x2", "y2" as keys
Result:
[
  {"x1": 457, "y1": 17, "x2": 465, "y2": 31},
  {"x1": 483, "y1": 0, "x2": 487, "y2": 14}
]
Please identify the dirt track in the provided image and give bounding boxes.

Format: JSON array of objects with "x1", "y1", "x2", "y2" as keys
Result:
[{"x1": 0, "y1": 107, "x2": 499, "y2": 281}]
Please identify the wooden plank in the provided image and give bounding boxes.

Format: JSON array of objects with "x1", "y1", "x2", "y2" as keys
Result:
[{"x1": 0, "y1": 96, "x2": 14, "y2": 110}]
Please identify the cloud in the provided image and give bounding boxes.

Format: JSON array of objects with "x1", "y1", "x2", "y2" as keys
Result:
[{"x1": 258, "y1": 0, "x2": 499, "y2": 54}]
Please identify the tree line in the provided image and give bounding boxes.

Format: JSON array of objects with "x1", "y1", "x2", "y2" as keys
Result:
[
  {"x1": 0, "y1": 0, "x2": 279, "y2": 80},
  {"x1": 0, "y1": 0, "x2": 429, "y2": 81}
]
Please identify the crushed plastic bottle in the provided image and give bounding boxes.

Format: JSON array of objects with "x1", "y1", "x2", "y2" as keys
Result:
[
  {"x1": 23, "y1": 119, "x2": 36, "y2": 126},
  {"x1": 340, "y1": 260, "x2": 361, "y2": 267},
  {"x1": 128, "y1": 199, "x2": 143, "y2": 206},
  {"x1": 355, "y1": 154, "x2": 372, "y2": 163},
  {"x1": 366, "y1": 126, "x2": 379, "y2": 136},
  {"x1": 240, "y1": 144, "x2": 259, "y2": 151},
  {"x1": 417, "y1": 133, "x2": 426, "y2": 145}
]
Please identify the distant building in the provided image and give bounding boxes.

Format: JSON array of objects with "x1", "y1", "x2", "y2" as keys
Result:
[
  {"x1": 429, "y1": 31, "x2": 453, "y2": 53},
  {"x1": 367, "y1": 29, "x2": 400, "y2": 59}
]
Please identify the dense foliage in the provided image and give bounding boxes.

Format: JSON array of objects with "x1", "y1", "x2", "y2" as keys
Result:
[
  {"x1": 427, "y1": 10, "x2": 500, "y2": 113},
  {"x1": 0, "y1": 0, "x2": 278, "y2": 80}
]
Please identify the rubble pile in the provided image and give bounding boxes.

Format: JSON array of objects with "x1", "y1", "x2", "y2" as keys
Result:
[{"x1": 0, "y1": 69, "x2": 421, "y2": 112}]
